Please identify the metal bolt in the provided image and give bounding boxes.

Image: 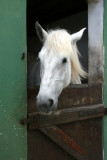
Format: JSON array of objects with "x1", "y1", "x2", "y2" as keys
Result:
[
  {"x1": 20, "y1": 118, "x2": 27, "y2": 125},
  {"x1": 22, "y1": 52, "x2": 25, "y2": 60}
]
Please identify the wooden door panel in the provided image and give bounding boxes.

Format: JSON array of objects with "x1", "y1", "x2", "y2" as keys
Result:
[
  {"x1": 27, "y1": 84, "x2": 102, "y2": 113},
  {"x1": 28, "y1": 119, "x2": 103, "y2": 160},
  {"x1": 28, "y1": 130, "x2": 75, "y2": 160},
  {"x1": 27, "y1": 84, "x2": 104, "y2": 160},
  {"x1": 27, "y1": 104, "x2": 104, "y2": 129},
  {"x1": 59, "y1": 118, "x2": 103, "y2": 160}
]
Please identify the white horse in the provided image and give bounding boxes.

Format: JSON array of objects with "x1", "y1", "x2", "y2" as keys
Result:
[{"x1": 35, "y1": 22, "x2": 87, "y2": 114}]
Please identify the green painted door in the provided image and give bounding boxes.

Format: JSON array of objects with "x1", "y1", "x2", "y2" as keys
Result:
[{"x1": 0, "y1": 0, "x2": 27, "y2": 160}]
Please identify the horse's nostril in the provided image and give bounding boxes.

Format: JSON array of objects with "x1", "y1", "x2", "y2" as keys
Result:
[{"x1": 49, "y1": 99, "x2": 54, "y2": 107}]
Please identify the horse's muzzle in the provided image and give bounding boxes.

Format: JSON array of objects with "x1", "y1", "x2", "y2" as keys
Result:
[{"x1": 36, "y1": 97, "x2": 56, "y2": 114}]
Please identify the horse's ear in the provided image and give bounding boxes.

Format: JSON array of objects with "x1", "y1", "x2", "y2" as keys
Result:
[
  {"x1": 71, "y1": 28, "x2": 86, "y2": 43},
  {"x1": 35, "y1": 21, "x2": 48, "y2": 42}
]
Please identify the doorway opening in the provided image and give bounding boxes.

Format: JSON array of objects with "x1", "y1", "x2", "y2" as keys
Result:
[{"x1": 27, "y1": 0, "x2": 88, "y2": 88}]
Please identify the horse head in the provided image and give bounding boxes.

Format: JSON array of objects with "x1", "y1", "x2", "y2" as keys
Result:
[{"x1": 35, "y1": 22, "x2": 86, "y2": 114}]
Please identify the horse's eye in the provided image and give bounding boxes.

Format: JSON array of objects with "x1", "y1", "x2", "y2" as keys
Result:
[{"x1": 62, "y1": 58, "x2": 67, "y2": 63}]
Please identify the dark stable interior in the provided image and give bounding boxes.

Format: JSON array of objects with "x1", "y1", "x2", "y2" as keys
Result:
[
  {"x1": 27, "y1": 0, "x2": 88, "y2": 85},
  {"x1": 27, "y1": 0, "x2": 87, "y2": 35}
]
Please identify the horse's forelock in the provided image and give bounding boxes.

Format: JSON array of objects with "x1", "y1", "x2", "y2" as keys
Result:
[{"x1": 45, "y1": 29, "x2": 72, "y2": 57}]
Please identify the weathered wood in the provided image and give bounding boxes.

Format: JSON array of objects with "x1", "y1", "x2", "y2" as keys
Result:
[
  {"x1": 27, "y1": 84, "x2": 103, "y2": 160},
  {"x1": 59, "y1": 118, "x2": 103, "y2": 160},
  {"x1": 28, "y1": 104, "x2": 104, "y2": 129},
  {"x1": 40, "y1": 126, "x2": 89, "y2": 160},
  {"x1": 28, "y1": 118, "x2": 103, "y2": 160},
  {"x1": 58, "y1": 83, "x2": 103, "y2": 109},
  {"x1": 27, "y1": 83, "x2": 103, "y2": 113}
]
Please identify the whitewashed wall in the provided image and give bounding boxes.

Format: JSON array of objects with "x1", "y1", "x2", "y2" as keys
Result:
[{"x1": 88, "y1": 0, "x2": 104, "y2": 83}]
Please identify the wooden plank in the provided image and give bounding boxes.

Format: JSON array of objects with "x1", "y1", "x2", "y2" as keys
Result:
[
  {"x1": 28, "y1": 129, "x2": 75, "y2": 160},
  {"x1": 40, "y1": 126, "x2": 89, "y2": 160},
  {"x1": 58, "y1": 83, "x2": 102, "y2": 109},
  {"x1": 27, "y1": 84, "x2": 103, "y2": 113},
  {"x1": 59, "y1": 118, "x2": 103, "y2": 160},
  {"x1": 28, "y1": 118, "x2": 103, "y2": 160},
  {"x1": 28, "y1": 104, "x2": 104, "y2": 129}
]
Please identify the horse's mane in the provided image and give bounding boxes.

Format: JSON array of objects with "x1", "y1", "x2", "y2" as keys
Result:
[{"x1": 45, "y1": 29, "x2": 87, "y2": 83}]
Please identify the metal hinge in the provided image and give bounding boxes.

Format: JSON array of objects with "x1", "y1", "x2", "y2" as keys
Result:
[{"x1": 20, "y1": 118, "x2": 31, "y2": 125}]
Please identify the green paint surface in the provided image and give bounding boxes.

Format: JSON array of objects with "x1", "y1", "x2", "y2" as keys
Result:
[
  {"x1": 104, "y1": 0, "x2": 107, "y2": 160},
  {"x1": 0, "y1": 0, "x2": 27, "y2": 160}
]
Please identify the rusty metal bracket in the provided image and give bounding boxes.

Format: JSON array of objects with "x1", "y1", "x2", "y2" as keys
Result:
[{"x1": 20, "y1": 118, "x2": 31, "y2": 125}]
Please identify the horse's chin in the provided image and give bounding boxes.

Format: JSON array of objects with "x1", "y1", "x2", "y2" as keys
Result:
[
  {"x1": 38, "y1": 106, "x2": 57, "y2": 115},
  {"x1": 40, "y1": 111, "x2": 53, "y2": 115}
]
